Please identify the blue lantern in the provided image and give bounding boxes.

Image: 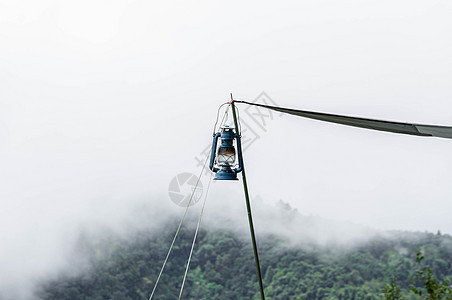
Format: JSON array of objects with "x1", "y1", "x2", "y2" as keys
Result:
[{"x1": 209, "y1": 126, "x2": 243, "y2": 180}]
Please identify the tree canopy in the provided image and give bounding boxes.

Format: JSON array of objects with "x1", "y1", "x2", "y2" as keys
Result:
[{"x1": 36, "y1": 222, "x2": 452, "y2": 300}]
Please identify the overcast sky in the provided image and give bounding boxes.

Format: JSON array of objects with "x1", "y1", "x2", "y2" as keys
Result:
[{"x1": 1, "y1": 0, "x2": 452, "y2": 297}]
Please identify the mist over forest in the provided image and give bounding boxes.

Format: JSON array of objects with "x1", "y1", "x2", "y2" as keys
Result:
[{"x1": 3, "y1": 198, "x2": 452, "y2": 300}]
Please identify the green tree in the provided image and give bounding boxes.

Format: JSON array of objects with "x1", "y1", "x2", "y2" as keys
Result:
[
  {"x1": 410, "y1": 251, "x2": 452, "y2": 300},
  {"x1": 383, "y1": 251, "x2": 452, "y2": 300},
  {"x1": 383, "y1": 276, "x2": 403, "y2": 300}
]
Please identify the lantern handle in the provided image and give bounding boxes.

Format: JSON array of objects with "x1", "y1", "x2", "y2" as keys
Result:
[{"x1": 209, "y1": 132, "x2": 221, "y2": 172}]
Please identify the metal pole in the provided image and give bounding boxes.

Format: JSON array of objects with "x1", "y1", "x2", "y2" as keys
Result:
[{"x1": 230, "y1": 97, "x2": 265, "y2": 300}]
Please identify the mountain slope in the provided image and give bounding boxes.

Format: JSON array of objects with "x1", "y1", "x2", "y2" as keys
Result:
[{"x1": 35, "y1": 213, "x2": 452, "y2": 300}]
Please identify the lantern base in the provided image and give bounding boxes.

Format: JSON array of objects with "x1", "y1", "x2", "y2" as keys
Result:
[{"x1": 214, "y1": 168, "x2": 238, "y2": 180}]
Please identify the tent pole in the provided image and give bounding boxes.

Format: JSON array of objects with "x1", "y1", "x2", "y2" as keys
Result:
[{"x1": 230, "y1": 98, "x2": 265, "y2": 300}]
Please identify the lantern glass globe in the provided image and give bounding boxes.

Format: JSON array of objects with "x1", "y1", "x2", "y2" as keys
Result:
[{"x1": 217, "y1": 146, "x2": 236, "y2": 166}]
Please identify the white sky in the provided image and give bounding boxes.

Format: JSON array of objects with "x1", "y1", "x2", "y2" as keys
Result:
[{"x1": 1, "y1": 0, "x2": 452, "y2": 297}]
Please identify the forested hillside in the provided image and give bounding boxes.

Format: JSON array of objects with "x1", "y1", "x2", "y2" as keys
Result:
[{"x1": 35, "y1": 217, "x2": 452, "y2": 300}]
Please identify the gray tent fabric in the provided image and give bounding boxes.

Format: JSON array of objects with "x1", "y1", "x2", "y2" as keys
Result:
[{"x1": 235, "y1": 100, "x2": 452, "y2": 139}]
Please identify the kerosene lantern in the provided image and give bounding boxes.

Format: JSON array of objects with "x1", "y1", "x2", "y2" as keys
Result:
[{"x1": 209, "y1": 126, "x2": 243, "y2": 180}]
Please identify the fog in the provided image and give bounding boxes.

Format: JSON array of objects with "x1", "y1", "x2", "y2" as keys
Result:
[{"x1": 1, "y1": 0, "x2": 452, "y2": 298}]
